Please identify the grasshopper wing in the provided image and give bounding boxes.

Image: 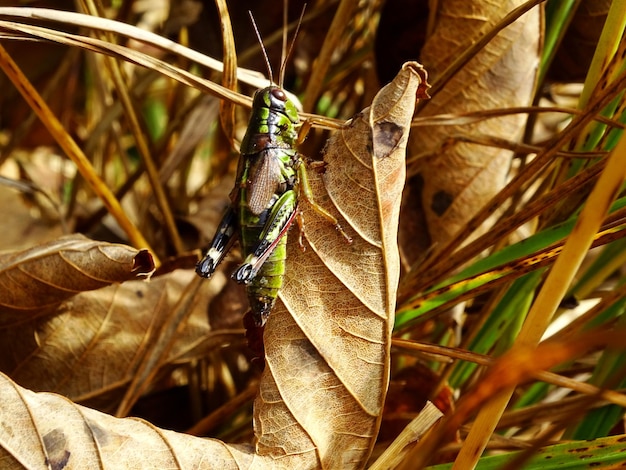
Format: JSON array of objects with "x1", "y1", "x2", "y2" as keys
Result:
[{"x1": 246, "y1": 149, "x2": 283, "y2": 215}]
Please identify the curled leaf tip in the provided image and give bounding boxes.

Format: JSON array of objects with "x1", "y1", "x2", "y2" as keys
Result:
[
  {"x1": 132, "y1": 249, "x2": 155, "y2": 277},
  {"x1": 402, "y1": 61, "x2": 431, "y2": 100}
]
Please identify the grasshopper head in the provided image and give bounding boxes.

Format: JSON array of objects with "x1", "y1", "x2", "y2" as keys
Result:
[
  {"x1": 255, "y1": 86, "x2": 299, "y2": 124},
  {"x1": 242, "y1": 85, "x2": 300, "y2": 153}
]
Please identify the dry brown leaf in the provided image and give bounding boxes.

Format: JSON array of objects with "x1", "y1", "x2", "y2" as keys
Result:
[
  {"x1": 254, "y1": 62, "x2": 429, "y2": 468},
  {"x1": 407, "y1": 0, "x2": 541, "y2": 254},
  {"x1": 0, "y1": 234, "x2": 154, "y2": 326},
  {"x1": 0, "y1": 270, "x2": 217, "y2": 409},
  {"x1": 0, "y1": 373, "x2": 256, "y2": 468}
]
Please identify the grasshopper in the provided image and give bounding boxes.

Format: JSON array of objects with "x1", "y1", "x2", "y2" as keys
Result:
[{"x1": 196, "y1": 10, "x2": 351, "y2": 327}]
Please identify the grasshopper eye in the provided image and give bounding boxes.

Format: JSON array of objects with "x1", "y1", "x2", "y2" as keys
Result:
[{"x1": 271, "y1": 88, "x2": 287, "y2": 101}]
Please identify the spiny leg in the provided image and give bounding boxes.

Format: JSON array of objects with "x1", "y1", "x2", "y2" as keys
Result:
[{"x1": 297, "y1": 162, "x2": 353, "y2": 244}]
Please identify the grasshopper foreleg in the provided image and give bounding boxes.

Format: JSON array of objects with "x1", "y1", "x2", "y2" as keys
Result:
[{"x1": 196, "y1": 206, "x2": 238, "y2": 278}]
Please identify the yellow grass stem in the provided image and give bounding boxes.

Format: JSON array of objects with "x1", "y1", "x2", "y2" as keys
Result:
[
  {"x1": 0, "y1": 43, "x2": 158, "y2": 263},
  {"x1": 452, "y1": 117, "x2": 626, "y2": 470},
  {"x1": 81, "y1": 0, "x2": 184, "y2": 255}
]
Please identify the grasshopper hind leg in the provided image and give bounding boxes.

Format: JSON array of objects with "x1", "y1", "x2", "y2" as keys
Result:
[
  {"x1": 232, "y1": 190, "x2": 298, "y2": 283},
  {"x1": 196, "y1": 206, "x2": 238, "y2": 278}
]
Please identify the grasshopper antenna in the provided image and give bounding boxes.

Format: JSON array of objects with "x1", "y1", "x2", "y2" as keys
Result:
[
  {"x1": 278, "y1": 3, "x2": 307, "y2": 89},
  {"x1": 248, "y1": 11, "x2": 274, "y2": 85}
]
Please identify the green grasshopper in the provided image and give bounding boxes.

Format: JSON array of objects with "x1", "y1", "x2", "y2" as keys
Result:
[{"x1": 196, "y1": 11, "x2": 351, "y2": 327}]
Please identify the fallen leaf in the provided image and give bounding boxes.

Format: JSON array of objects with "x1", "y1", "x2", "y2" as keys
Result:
[
  {"x1": 0, "y1": 269, "x2": 219, "y2": 410},
  {"x1": 0, "y1": 373, "x2": 256, "y2": 468},
  {"x1": 406, "y1": 0, "x2": 541, "y2": 255},
  {"x1": 0, "y1": 234, "x2": 154, "y2": 326}
]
